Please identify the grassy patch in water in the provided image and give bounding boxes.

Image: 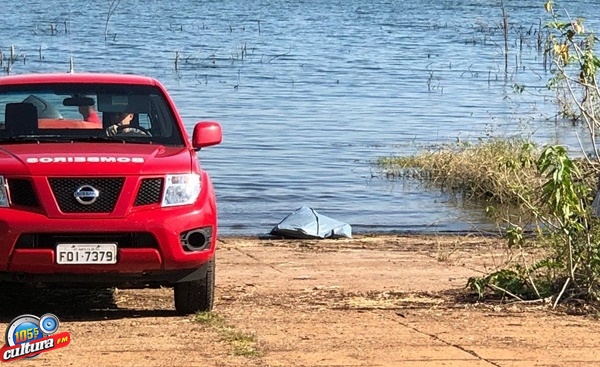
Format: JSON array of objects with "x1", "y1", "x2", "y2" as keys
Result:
[
  {"x1": 378, "y1": 138, "x2": 544, "y2": 205},
  {"x1": 378, "y1": 137, "x2": 599, "y2": 209}
]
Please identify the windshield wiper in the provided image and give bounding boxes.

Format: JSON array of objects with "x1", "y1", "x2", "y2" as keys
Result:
[
  {"x1": 0, "y1": 135, "x2": 69, "y2": 143},
  {"x1": 69, "y1": 136, "x2": 155, "y2": 144},
  {"x1": 0, "y1": 135, "x2": 155, "y2": 144}
]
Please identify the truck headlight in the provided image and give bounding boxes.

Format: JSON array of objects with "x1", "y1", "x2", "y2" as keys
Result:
[
  {"x1": 0, "y1": 176, "x2": 8, "y2": 207},
  {"x1": 162, "y1": 174, "x2": 201, "y2": 207}
]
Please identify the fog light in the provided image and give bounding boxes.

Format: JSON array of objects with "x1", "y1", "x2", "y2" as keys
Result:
[{"x1": 181, "y1": 227, "x2": 212, "y2": 251}]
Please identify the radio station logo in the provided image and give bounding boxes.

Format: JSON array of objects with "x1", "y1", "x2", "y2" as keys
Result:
[{"x1": 0, "y1": 314, "x2": 70, "y2": 363}]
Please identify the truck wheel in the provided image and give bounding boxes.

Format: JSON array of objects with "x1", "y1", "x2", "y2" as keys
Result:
[{"x1": 174, "y1": 257, "x2": 215, "y2": 314}]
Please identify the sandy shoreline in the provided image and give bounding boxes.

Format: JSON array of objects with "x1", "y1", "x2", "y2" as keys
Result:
[{"x1": 2, "y1": 233, "x2": 598, "y2": 367}]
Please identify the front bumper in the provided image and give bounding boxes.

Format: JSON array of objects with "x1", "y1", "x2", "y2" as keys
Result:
[
  {"x1": 0, "y1": 200, "x2": 217, "y2": 283},
  {"x1": 0, "y1": 261, "x2": 211, "y2": 287}
]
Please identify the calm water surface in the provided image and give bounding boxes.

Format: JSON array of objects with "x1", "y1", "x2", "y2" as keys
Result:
[{"x1": 1, "y1": 0, "x2": 598, "y2": 235}]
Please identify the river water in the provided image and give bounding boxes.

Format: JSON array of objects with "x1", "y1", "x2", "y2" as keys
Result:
[{"x1": 1, "y1": 0, "x2": 598, "y2": 235}]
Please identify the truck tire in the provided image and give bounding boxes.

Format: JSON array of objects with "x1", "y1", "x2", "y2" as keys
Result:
[{"x1": 174, "y1": 257, "x2": 215, "y2": 314}]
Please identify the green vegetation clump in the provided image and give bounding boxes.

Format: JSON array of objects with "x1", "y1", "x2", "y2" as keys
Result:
[
  {"x1": 380, "y1": 138, "x2": 600, "y2": 305},
  {"x1": 378, "y1": 138, "x2": 542, "y2": 205},
  {"x1": 467, "y1": 145, "x2": 600, "y2": 305}
]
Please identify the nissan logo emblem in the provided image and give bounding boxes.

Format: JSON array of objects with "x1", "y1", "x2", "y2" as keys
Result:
[{"x1": 74, "y1": 185, "x2": 99, "y2": 205}]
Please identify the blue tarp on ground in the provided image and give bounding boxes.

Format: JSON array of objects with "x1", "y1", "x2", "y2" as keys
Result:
[{"x1": 270, "y1": 206, "x2": 352, "y2": 239}]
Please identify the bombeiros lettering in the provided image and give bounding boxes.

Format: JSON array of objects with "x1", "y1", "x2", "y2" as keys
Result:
[{"x1": 26, "y1": 157, "x2": 145, "y2": 164}]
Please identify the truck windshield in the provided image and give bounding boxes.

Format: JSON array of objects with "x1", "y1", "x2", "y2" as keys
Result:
[{"x1": 0, "y1": 84, "x2": 185, "y2": 146}]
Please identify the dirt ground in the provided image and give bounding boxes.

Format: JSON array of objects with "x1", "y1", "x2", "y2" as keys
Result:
[{"x1": 1, "y1": 234, "x2": 599, "y2": 367}]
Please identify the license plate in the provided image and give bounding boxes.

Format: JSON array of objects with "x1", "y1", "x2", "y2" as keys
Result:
[{"x1": 56, "y1": 243, "x2": 117, "y2": 265}]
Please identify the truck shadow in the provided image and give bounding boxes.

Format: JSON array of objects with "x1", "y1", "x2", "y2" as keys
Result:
[{"x1": 0, "y1": 287, "x2": 180, "y2": 322}]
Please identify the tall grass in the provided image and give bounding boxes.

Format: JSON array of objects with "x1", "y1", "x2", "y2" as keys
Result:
[{"x1": 378, "y1": 138, "x2": 543, "y2": 205}]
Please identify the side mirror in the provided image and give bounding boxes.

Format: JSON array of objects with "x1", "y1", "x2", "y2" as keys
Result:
[{"x1": 192, "y1": 121, "x2": 222, "y2": 149}]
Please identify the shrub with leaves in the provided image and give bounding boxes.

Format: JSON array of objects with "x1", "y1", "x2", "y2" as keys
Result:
[
  {"x1": 464, "y1": 1, "x2": 600, "y2": 308},
  {"x1": 545, "y1": 0, "x2": 600, "y2": 158},
  {"x1": 468, "y1": 143, "x2": 600, "y2": 305}
]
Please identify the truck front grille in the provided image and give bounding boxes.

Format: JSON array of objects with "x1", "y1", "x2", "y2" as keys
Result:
[
  {"x1": 7, "y1": 179, "x2": 40, "y2": 208},
  {"x1": 15, "y1": 232, "x2": 159, "y2": 249},
  {"x1": 135, "y1": 178, "x2": 163, "y2": 206},
  {"x1": 49, "y1": 178, "x2": 125, "y2": 213}
]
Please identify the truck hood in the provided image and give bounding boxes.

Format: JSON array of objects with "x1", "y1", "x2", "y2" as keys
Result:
[{"x1": 0, "y1": 143, "x2": 194, "y2": 176}]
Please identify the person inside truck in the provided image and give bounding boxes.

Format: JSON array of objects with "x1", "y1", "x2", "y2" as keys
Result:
[
  {"x1": 78, "y1": 104, "x2": 101, "y2": 124},
  {"x1": 106, "y1": 111, "x2": 135, "y2": 136}
]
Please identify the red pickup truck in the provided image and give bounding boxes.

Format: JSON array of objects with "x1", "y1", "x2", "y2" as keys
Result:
[{"x1": 0, "y1": 73, "x2": 222, "y2": 314}]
